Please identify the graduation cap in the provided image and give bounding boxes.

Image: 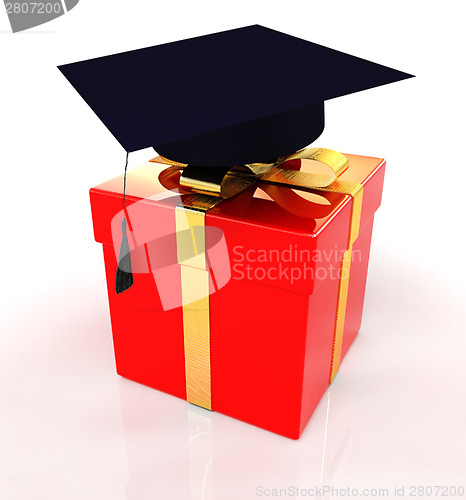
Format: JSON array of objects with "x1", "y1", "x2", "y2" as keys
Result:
[
  {"x1": 58, "y1": 24, "x2": 412, "y2": 167},
  {"x1": 58, "y1": 25, "x2": 412, "y2": 293}
]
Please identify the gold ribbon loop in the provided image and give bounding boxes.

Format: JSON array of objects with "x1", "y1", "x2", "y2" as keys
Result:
[{"x1": 261, "y1": 147, "x2": 350, "y2": 188}]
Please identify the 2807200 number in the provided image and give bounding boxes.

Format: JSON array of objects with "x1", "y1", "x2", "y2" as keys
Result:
[
  {"x1": 409, "y1": 485, "x2": 465, "y2": 496},
  {"x1": 5, "y1": 2, "x2": 62, "y2": 14}
]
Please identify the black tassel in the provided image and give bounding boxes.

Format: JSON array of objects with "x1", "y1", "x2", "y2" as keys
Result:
[
  {"x1": 115, "y1": 215, "x2": 133, "y2": 294},
  {"x1": 115, "y1": 151, "x2": 133, "y2": 294}
]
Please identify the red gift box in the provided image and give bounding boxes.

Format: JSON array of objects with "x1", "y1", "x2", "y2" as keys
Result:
[{"x1": 90, "y1": 153, "x2": 385, "y2": 439}]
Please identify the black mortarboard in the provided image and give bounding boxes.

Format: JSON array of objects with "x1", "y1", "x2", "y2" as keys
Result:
[
  {"x1": 58, "y1": 25, "x2": 412, "y2": 167},
  {"x1": 60, "y1": 26, "x2": 412, "y2": 294}
]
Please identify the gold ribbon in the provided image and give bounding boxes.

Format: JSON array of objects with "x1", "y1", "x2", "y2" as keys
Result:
[{"x1": 151, "y1": 148, "x2": 363, "y2": 409}]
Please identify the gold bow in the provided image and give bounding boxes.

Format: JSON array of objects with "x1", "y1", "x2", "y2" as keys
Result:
[{"x1": 150, "y1": 148, "x2": 363, "y2": 410}]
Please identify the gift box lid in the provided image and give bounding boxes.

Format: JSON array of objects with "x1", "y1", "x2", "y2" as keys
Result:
[
  {"x1": 89, "y1": 153, "x2": 385, "y2": 297},
  {"x1": 59, "y1": 25, "x2": 412, "y2": 166}
]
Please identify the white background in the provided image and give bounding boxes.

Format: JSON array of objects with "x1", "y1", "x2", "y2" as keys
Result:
[{"x1": 1, "y1": 1, "x2": 465, "y2": 499}]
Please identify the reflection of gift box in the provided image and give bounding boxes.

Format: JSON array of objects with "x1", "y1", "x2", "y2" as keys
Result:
[{"x1": 90, "y1": 153, "x2": 385, "y2": 439}]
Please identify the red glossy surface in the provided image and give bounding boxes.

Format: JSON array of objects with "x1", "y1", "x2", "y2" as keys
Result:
[{"x1": 90, "y1": 154, "x2": 385, "y2": 438}]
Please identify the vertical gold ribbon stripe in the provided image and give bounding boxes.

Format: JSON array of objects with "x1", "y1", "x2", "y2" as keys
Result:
[
  {"x1": 176, "y1": 195, "x2": 220, "y2": 411},
  {"x1": 180, "y1": 266, "x2": 212, "y2": 409},
  {"x1": 329, "y1": 246, "x2": 353, "y2": 383},
  {"x1": 318, "y1": 181, "x2": 363, "y2": 383}
]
